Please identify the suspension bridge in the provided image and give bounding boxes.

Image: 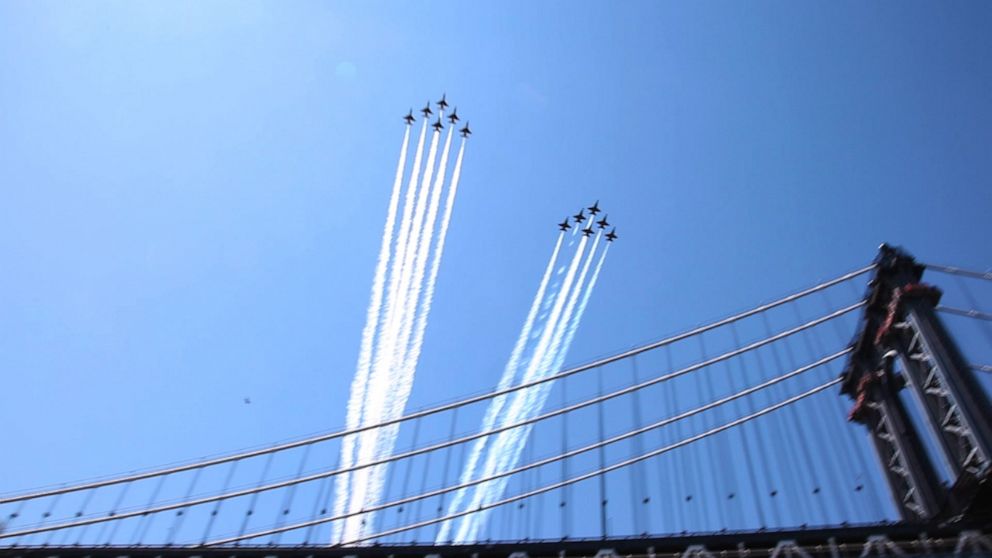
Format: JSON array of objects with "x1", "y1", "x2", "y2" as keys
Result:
[{"x1": 2, "y1": 244, "x2": 991, "y2": 558}]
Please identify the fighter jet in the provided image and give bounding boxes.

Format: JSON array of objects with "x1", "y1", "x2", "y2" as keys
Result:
[
  {"x1": 421, "y1": 102, "x2": 433, "y2": 117},
  {"x1": 433, "y1": 118, "x2": 444, "y2": 132},
  {"x1": 573, "y1": 209, "x2": 586, "y2": 223},
  {"x1": 448, "y1": 108, "x2": 460, "y2": 124},
  {"x1": 596, "y1": 214, "x2": 610, "y2": 229},
  {"x1": 605, "y1": 228, "x2": 618, "y2": 242},
  {"x1": 588, "y1": 201, "x2": 601, "y2": 215},
  {"x1": 403, "y1": 110, "x2": 415, "y2": 125},
  {"x1": 437, "y1": 93, "x2": 449, "y2": 110},
  {"x1": 558, "y1": 218, "x2": 571, "y2": 231},
  {"x1": 581, "y1": 226, "x2": 595, "y2": 238},
  {"x1": 459, "y1": 122, "x2": 472, "y2": 137}
]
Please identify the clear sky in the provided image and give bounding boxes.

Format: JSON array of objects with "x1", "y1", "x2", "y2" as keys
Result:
[{"x1": 2, "y1": 0, "x2": 991, "y2": 544}]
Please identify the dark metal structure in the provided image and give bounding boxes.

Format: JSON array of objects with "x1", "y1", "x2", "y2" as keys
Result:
[
  {"x1": 3, "y1": 524, "x2": 992, "y2": 558},
  {"x1": 843, "y1": 244, "x2": 992, "y2": 522}
]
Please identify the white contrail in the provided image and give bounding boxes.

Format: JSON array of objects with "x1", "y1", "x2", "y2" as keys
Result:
[
  {"x1": 390, "y1": 119, "x2": 443, "y2": 375},
  {"x1": 447, "y1": 242, "x2": 580, "y2": 542},
  {"x1": 360, "y1": 120, "x2": 442, "y2": 467},
  {"x1": 452, "y1": 234, "x2": 590, "y2": 542},
  {"x1": 463, "y1": 234, "x2": 601, "y2": 541},
  {"x1": 345, "y1": 122, "x2": 441, "y2": 543},
  {"x1": 334, "y1": 118, "x2": 428, "y2": 544},
  {"x1": 436, "y1": 231, "x2": 564, "y2": 542},
  {"x1": 359, "y1": 127, "x2": 456, "y2": 537},
  {"x1": 453, "y1": 233, "x2": 608, "y2": 542},
  {"x1": 332, "y1": 123, "x2": 417, "y2": 542}
]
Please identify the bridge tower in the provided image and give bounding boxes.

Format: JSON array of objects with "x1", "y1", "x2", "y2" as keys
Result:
[{"x1": 843, "y1": 244, "x2": 992, "y2": 522}]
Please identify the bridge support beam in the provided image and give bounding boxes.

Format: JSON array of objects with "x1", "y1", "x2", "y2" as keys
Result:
[
  {"x1": 845, "y1": 349, "x2": 943, "y2": 520},
  {"x1": 843, "y1": 245, "x2": 945, "y2": 521},
  {"x1": 844, "y1": 244, "x2": 992, "y2": 521}
]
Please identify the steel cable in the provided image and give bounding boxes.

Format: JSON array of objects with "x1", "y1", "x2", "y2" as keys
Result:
[{"x1": 1, "y1": 265, "x2": 874, "y2": 506}]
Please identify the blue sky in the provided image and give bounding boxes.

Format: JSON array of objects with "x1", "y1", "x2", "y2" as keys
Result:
[{"x1": 2, "y1": 1, "x2": 991, "y2": 543}]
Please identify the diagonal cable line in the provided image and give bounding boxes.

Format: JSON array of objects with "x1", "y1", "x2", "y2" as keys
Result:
[
  {"x1": 207, "y1": 374, "x2": 845, "y2": 547},
  {"x1": 923, "y1": 263, "x2": 992, "y2": 282},
  {"x1": 0, "y1": 302, "x2": 861, "y2": 541},
  {"x1": 936, "y1": 305, "x2": 992, "y2": 322},
  {"x1": 0, "y1": 265, "x2": 872, "y2": 506},
  {"x1": 200, "y1": 349, "x2": 849, "y2": 546}
]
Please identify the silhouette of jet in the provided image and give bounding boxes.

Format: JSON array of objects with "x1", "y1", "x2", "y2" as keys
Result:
[
  {"x1": 582, "y1": 226, "x2": 595, "y2": 237},
  {"x1": 437, "y1": 93, "x2": 449, "y2": 110},
  {"x1": 573, "y1": 209, "x2": 586, "y2": 223},
  {"x1": 421, "y1": 102, "x2": 433, "y2": 117},
  {"x1": 433, "y1": 118, "x2": 444, "y2": 132},
  {"x1": 596, "y1": 214, "x2": 610, "y2": 229},
  {"x1": 605, "y1": 228, "x2": 618, "y2": 242},
  {"x1": 448, "y1": 108, "x2": 460, "y2": 124},
  {"x1": 558, "y1": 218, "x2": 571, "y2": 231},
  {"x1": 459, "y1": 122, "x2": 472, "y2": 137},
  {"x1": 403, "y1": 110, "x2": 415, "y2": 125},
  {"x1": 588, "y1": 200, "x2": 601, "y2": 215}
]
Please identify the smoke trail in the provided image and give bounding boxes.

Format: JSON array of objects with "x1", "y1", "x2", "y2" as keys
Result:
[
  {"x1": 389, "y1": 120, "x2": 443, "y2": 378},
  {"x1": 356, "y1": 122, "x2": 442, "y2": 472},
  {"x1": 396, "y1": 125, "x2": 452, "y2": 395},
  {"x1": 457, "y1": 235, "x2": 602, "y2": 541},
  {"x1": 452, "y1": 235, "x2": 590, "y2": 543},
  {"x1": 335, "y1": 116, "x2": 428, "y2": 543},
  {"x1": 332, "y1": 123, "x2": 418, "y2": 542},
  {"x1": 474, "y1": 243, "x2": 611, "y2": 537},
  {"x1": 341, "y1": 122, "x2": 440, "y2": 544},
  {"x1": 359, "y1": 127, "x2": 456, "y2": 536},
  {"x1": 437, "y1": 230, "x2": 564, "y2": 542}
]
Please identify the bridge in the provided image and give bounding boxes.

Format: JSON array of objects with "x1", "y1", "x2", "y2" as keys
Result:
[{"x1": 3, "y1": 244, "x2": 991, "y2": 557}]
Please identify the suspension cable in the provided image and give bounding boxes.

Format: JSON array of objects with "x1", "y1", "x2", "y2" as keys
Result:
[
  {"x1": 0, "y1": 265, "x2": 873, "y2": 505},
  {"x1": 0, "y1": 304, "x2": 861, "y2": 541},
  {"x1": 923, "y1": 263, "x2": 992, "y2": 282},
  {"x1": 210, "y1": 373, "x2": 846, "y2": 547},
  {"x1": 937, "y1": 305, "x2": 992, "y2": 322}
]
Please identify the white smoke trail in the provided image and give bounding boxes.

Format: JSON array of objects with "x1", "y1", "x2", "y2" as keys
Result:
[
  {"x1": 359, "y1": 127, "x2": 456, "y2": 536},
  {"x1": 452, "y1": 235, "x2": 590, "y2": 542},
  {"x1": 356, "y1": 122, "x2": 442, "y2": 481},
  {"x1": 396, "y1": 125, "x2": 452, "y2": 392},
  {"x1": 332, "y1": 123, "x2": 416, "y2": 542},
  {"x1": 472, "y1": 242, "x2": 611, "y2": 537},
  {"x1": 344, "y1": 122, "x2": 439, "y2": 543},
  {"x1": 436, "y1": 231, "x2": 564, "y2": 542},
  {"x1": 460, "y1": 234, "x2": 602, "y2": 541},
  {"x1": 334, "y1": 119, "x2": 429, "y2": 543},
  {"x1": 389, "y1": 121, "x2": 442, "y2": 379}
]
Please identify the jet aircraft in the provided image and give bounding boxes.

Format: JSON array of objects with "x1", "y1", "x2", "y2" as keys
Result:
[
  {"x1": 582, "y1": 226, "x2": 595, "y2": 238},
  {"x1": 573, "y1": 209, "x2": 586, "y2": 223},
  {"x1": 421, "y1": 102, "x2": 433, "y2": 117},
  {"x1": 437, "y1": 93, "x2": 449, "y2": 110},
  {"x1": 448, "y1": 108, "x2": 460, "y2": 124},
  {"x1": 460, "y1": 122, "x2": 472, "y2": 137},
  {"x1": 558, "y1": 218, "x2": 571, "y2": 231},
  {"x1": 605, "y1": 228, "x2": 618, "y2": 242},
  {"x1": 403, "y1": 110, "x2": 415, "y2": 125},
  {"x1": 588, "y1": 201, "x2": 601, "y2": 215},
  {"x1": 596, "y1": 214, "x2": 610, "y2": 229},
  {"x1": 433, "y1": 118, "x2": 444, "y2": 132}
]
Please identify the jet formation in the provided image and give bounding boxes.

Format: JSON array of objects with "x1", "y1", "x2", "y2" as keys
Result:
[
  {"x1": 407, "y1": 99, "x2": 614, "y2": 242},
  {"x1": 405, "y1": 94, "x2": 472, "y2": 139},
  {"x1": 561, "y1": 200, "x2": 618, "y2": 242}
]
